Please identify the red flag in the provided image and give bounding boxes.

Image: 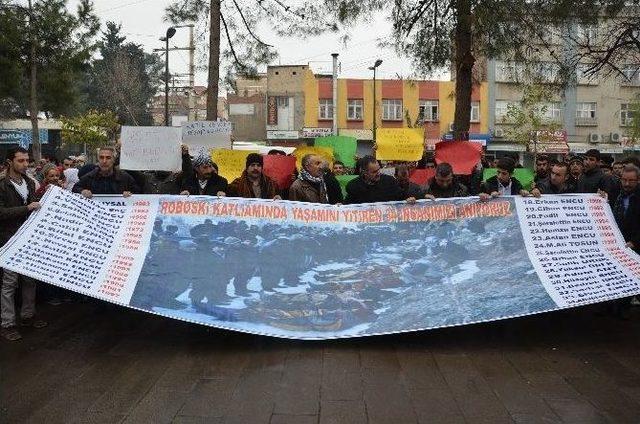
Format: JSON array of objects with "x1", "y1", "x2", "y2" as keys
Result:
[
  {"x1": 409, "y1": 169, "x2": 435, "y2": 186},
  {"x1": 263, "y1": 155, "x2": 297, "y2": 190},
  {"x1": 434, "y1": 141, "x2": 482, "y2": 175}
]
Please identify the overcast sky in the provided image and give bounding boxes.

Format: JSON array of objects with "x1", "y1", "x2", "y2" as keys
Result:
[{"x1": 71, "y1": 0, "x2": 447, "y2": 86}]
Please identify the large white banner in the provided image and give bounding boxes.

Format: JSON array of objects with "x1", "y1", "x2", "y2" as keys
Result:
[
  {"x1": 120, "y1": 126, "x2": 182, "y2": 172},
  {"x1": 1, "y1": 187, "x2": 639, "y2": 339}
]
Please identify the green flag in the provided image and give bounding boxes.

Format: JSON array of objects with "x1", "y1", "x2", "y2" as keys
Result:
[
  {"x1": 315, "y1": 136, "x2": 358, "y2": 168},
  {"x1": 336, "y1": 174, "x2": 358, "y2": 197},
  {"x1": 483, "y1": 168, "x2": 535, "y2": 190}
]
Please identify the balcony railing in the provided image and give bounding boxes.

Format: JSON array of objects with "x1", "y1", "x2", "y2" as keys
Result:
[{"x1": 575, "y1": 117, "x2": 598, "y2": 126}]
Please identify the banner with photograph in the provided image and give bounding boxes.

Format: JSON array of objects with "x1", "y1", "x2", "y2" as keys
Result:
[{"x1": 1, "y1": 187, "x2": 639, "y2": 339}]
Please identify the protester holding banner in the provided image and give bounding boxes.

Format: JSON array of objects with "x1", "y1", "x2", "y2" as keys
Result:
[
  {"x1": 479, "y1": 157, "x2": 525, "y2": 200},
  {"x1": 73, "y1": 147, "x2": 140, "y2": 198},
  {"x1": 531, "y1": 162, "x2": 575, "y2": 196},
  {"x1": 180, "y1": 148, "x2": 228, "y2": 196},
  {"x1": 0, "y1": 147, "x2": 46, "y2": 341},
  {"x1": 345, "y1": 155, "x2": 405, "y2": 204},
  {"x1": 613, "y1": 164, "x2": 640, "y2": 254},
  {"x1": 227, "y1": 153, "x2": 281, "y2": 200},
  {"x1": 424, "y1": 163, "x2": 469, "y2": 199},
  {"x1": 289, "y1": 154, "x2": 329, "y2": 204},
  {"x1": 395, "y1": 163, "x2": 424, "y2": 199}
]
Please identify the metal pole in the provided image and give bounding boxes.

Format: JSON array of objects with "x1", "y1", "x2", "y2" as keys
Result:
[
  {"x1": 331, "y1": 53, "x2": 339, "y2": 136},
  {"x1": 188, "y1": 25, "x2": 195, "y2": 122},
  {"x1": 372, "y1": 67, "x2": 377, "y2": 144},
  {"x1": 164, "y1": 36, "x2": 170, "y2": 126}
]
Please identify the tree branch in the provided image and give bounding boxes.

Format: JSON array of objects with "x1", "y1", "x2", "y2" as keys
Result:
[
  {"x1": 220, "y1": 11, "x2": 247, "y2": 71},
  {"x1": 231, "y1": 0, "x2": 273, "y2": 47}
]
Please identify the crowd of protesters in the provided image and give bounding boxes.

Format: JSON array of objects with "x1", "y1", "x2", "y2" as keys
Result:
[{"x1": 1, "y1": 142, "x2": 639, "y2": 341}]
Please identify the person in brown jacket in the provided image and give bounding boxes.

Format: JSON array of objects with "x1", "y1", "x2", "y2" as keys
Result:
[
  {"x1": 227, "y1": 153, "x2": 281, "y2": 200},
  {"x1": 289, "y1": 154, "x2": 329, "y2": 203},
  {"x1": 0, "y1": 147, "x2": 47, "y2": 341}
]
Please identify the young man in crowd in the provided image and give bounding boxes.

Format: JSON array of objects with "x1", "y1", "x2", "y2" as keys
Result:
[
  {"x1": 576, "y1": 149, "x2": 620, "y2": 202},
  {"x1": 0, "y1": 147, "x2": 46, "y2": 341},
  {"x1": 73, "y1": 146, "x2": 139, "y2": 197},
  {"x1": 568, "y1": 157, "x2": 583, "y2": 187},
  {"x1": 332, "y1": 161, "x2": 346, "y2": 176},
  {"x1": 289, "y1": 154, "x2": 328, "y2": 203},
  {"x1": 180, "y1": 148, "x2": 227, "y2": 196},
  {"x1": 227, "y1": 153, "x2": 281, "y2": 199},
  {"x1": 424, "y1": 163, "x2": 468, "y2": 199},
  {"x1": 534, "y1": 154, "x2": 550, "y2": 184},
  {"x1": 345, "y1": 155, "x2": 417, "y2": 204},
  {"x1": 395, "y1": 163, "x2": 424, "y2": 200},
  {"x1": 479, "y1": 157, "x2": 525, "y2": 200},
  {"x1": 531, "y1": 162, "x2": 574, "y2": 195}
]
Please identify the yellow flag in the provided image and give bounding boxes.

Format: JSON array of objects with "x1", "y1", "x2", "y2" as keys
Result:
[
  {"x1": 292, "y1": 145, "x2": 334, "y2": 170},
  {"x1": 211, "y1": 149, "x2": 259, "y2": 182},
  {"x1": 375, "y1": 128, "x2": 425, "y2": 161}
]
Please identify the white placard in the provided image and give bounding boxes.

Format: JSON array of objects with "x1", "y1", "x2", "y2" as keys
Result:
[
  {"x1": 182, "y1": 121, "x2": 232, "y2": 154},
  {"x1": 120, "y1": 126, "x2": 182, "y2": 171}
]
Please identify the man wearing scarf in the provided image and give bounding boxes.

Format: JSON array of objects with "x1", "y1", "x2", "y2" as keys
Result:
[
  {"x1": 289, "y1": 154, "x2": 329, "y2": 203},
  {"x1": 180, "y1": 149, "x2": 228, "y2": 196},
  {"x1": 227, "y1": 153, "x2": 281, "y2": 199}
]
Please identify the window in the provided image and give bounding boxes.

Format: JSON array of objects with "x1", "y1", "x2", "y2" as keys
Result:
[
  {"x1": 382, "y1": 99, "x2": 403, "y2": 121},
  {"x1": 622, "y1": 65, "x2": 640, "y2": 85},
  {"x1": 543, "y1": 102, "x2": 563, "y2": 120},
  {"x1": 621, "y1": 103, "x2": 637, "y2": 126},
  {"x1": 471, "y1": 101, "x2": 480, "y2": 122},
  {"x1": 318, "y1": 99, "x2": 333, "y2": 120},
  {"x1": 347, "y1": 99, "x2": 363, "y2": 120},
  {"x1": 276, "y1": 97, "x2": 289, "y2": 107},
  {"x1": 576, "y1": 102, "x2": 597, "y2": 119},
  {"x1": 495, "y1": 100, "x2": 516, "y2": 120},
  {"x1": 418, "y1": 100, "x2": 439, "y2": 122}
]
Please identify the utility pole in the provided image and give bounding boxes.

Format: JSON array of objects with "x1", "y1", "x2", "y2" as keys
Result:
[
  {"x1": 27, "y1": 0, "x2": 41, "y2": 161},
  {"x1": 331, "y1": 53, "x2": 339, "y2": 136},
  {"x1": 188, "y1": 24, "x2": 195, "y2": 121}
]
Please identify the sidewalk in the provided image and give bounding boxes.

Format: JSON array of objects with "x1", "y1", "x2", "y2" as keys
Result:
[{"x1": 2, "y1": 300, "x2": 640, "y2": 423}]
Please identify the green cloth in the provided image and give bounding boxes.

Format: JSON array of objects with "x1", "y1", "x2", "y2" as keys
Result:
[
  {"x1": 315, "y1": 136, "x2": 357, "y2": 167},
  {"x1": 336, "y1": 174, "x2": 358, "y2": 197},
  {"x1": 483, "y1": 168, "x2": 535, "y2": 190}
]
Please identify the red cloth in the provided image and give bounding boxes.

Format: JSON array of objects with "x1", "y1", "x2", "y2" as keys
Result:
[
  {"x1": 263, "y1": 155, "x2": 297, "y2": 190},
  {"x1": 434, "y1": 141, "x2": 482, "y2": 175},
  {"x1": 409, "y1": 169, "x2": 435, "y2": 186}
]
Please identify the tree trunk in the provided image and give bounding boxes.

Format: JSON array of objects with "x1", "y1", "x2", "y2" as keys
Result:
[
  {"x1": 453, "y1": 0, "x2": 474, "y2": 139},
  {"x1": 28, "y1": 0, "x2": 41, "y2": 161},
  {"x1": 206, "y1": 0, "x2": 221, "y2": 121}
]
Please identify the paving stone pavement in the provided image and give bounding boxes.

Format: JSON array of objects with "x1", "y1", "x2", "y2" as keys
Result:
[{"x1": 2, "y1": 300, "x2": 640, "y2": 423}]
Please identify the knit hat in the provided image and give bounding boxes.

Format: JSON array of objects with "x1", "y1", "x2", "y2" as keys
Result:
[
  {"x1": 245, "y1": 153, "x2": 263, "y2": 168},
  {"x1": 192, "y1": 150, "x2": 214, "y2": 168}
]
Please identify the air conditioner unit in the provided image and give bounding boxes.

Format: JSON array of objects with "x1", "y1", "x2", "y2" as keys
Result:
[
  {"x1": 448, "y1": 122, "x2": 455, "y2": 132},
  {"x1": 588, "y1": 133, "x2": 602, "y2": 144},
  {"x1": 610, "y1": 132, "x2": 622, "y2": 143},
  {"x1": 494, "y1": 128, "x2": 505, "y2": 138}
]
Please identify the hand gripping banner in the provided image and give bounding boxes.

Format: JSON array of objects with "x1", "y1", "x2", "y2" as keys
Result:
[{"x1": 1, "y1": 186, "x2": 639, "y2": 339}]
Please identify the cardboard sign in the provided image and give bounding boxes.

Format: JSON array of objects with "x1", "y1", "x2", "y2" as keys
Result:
[
  {"x1": 182, "y1": 121, "x2": 232, "y2": 155},
  {"x1": 314, "y1": 136, "x2": 357, "y2": 167},
  {"x1": 483, "y1": 168, "x2": 535, "y2": 190},
  {"x1": 375, "y1": 129, "x2": 425, "y2": 161},
  {"x1": 120, "y1": 126, "x2": 182, "y2": 171},
  {"x1": 263, "y1": 155, "x2": 297, "y2": 190},
  {"x1": 434, "y1": 141, "x2": 482, "y2": 175},
  {"x1": 211, "y1": 149, "x2": 258, "y2": 182}
]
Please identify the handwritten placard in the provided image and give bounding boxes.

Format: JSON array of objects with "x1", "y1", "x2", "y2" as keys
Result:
[
  {"x1": 120, "y1": 126, "x2": 182, "y2": 171},
  {"x1": 182, "y1": 121, "x2": 232, "y2": 155},
  {"x1": 375, "y1": 129, "x2": 425, "y2": 161}
]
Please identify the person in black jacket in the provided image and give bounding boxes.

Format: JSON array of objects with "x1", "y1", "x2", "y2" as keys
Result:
[
  {"x1": 424, "y1": 163, "x2": 468, "y2": 199},
  {"x1": 613, "y1": 164, "x2": 640, "y2": 254},
  {"x1": 73, "y1": 147, "x2": 140, "y2": 197},
  {"x1": 531, "y1": 162, "x2": 575, "y2": 195},
  {"x1": 344, "y1": 155, "x2": 405, "y2": 204},
  {"x1": 576, "y1": 149, "x2": 620, "y2": 202},
  {"x1": 479, "y1": 157, "x2": 525, "y2": 200},
  {"x1": 180, "y1": 148, "x2": 228, "y2": 196}
]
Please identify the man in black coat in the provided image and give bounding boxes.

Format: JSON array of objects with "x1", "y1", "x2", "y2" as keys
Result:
[
  {"x1": 531, "y1": 162, "x2": 575, "y2": 195},
  {"x1": 576, "y1": 149, "x2": 620, "y2": 202},
  {"x1": 180, "y1": 148, "x2": 228, "y2": 196},
  {"x1": 613, "y1": 164, "x2": 640, "y2": 254},
  {"x1": 344, "y1": 156, "x2": 405, "y2": 204},
  {"x1": 479, "y1": 157, "x2": 525, "y2": 200},
  {"x1": 73, "y1": 147, "x2": 140, "y2": 197}
]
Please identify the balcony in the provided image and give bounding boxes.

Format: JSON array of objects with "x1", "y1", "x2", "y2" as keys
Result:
[{"x1": 575, "y1": 117, "x2": 598, "y2": 126}]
